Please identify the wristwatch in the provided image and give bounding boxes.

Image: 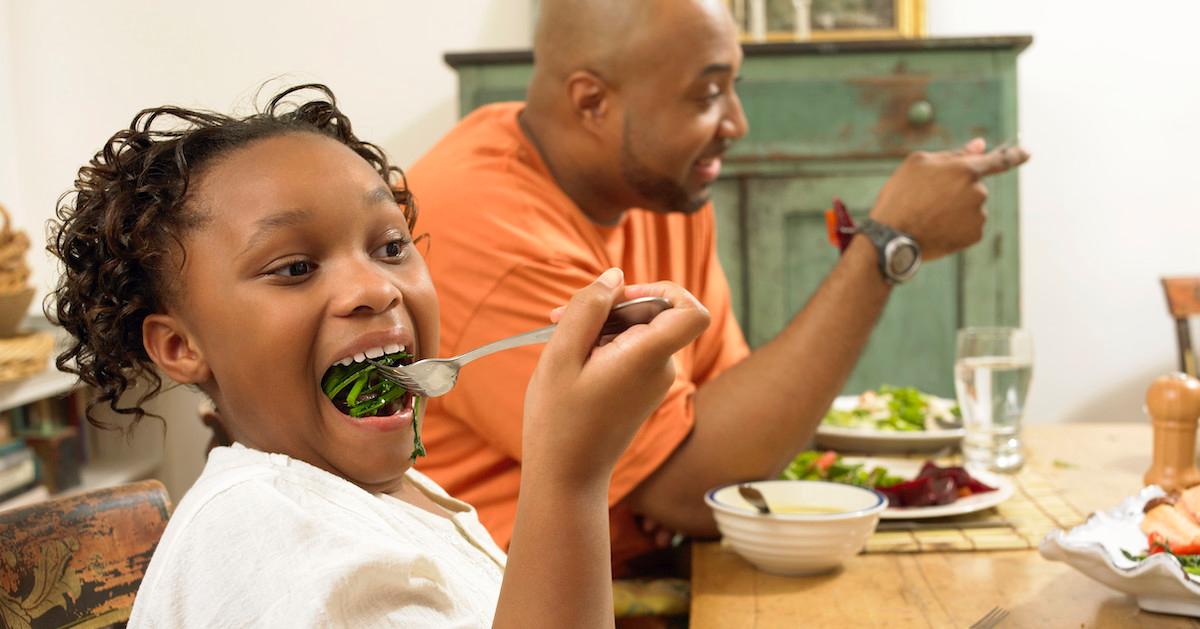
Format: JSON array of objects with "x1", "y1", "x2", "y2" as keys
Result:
[{"x1": 857, "y1": 218, "x2": 922, "y2": 285}]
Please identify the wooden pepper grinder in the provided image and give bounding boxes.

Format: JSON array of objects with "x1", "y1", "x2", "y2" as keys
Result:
[{"x1": 1144, "y1": 373, "x2": 1200, "y2": 491}]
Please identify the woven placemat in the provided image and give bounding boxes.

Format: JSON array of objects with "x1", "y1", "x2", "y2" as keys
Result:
[
  {"x1": 864, "y1": 464, "x2": 1086, "y2": 554},
  {"x1": 0, "y1": 331, "x2": 54, "y2": 381}
]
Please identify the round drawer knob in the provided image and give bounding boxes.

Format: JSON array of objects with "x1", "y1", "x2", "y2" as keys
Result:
[{"x1": 907, "y1": 100, "x2": 934, "y2": 126}]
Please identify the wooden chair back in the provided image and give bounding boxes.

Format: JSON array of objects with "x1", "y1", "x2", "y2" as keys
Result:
[
  {"x1": 1162, "y1": 277, "x2": 1200, "y2": 377},
  {"x1": 0, "y1": 480, "x2": 171, "y2": 629}
]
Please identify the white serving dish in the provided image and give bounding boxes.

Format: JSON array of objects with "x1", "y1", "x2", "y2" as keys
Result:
[
  {"x1": 705, "y1": 479, "x2": 887, "y2": 576},
  {"x1": 1040, "y1": 485, "x2": 1200, "y2": 617}
]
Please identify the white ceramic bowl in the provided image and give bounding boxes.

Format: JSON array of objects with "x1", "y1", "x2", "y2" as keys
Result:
[{"x1": 705, "y1": 480, "x2": 887, "y2": 576}]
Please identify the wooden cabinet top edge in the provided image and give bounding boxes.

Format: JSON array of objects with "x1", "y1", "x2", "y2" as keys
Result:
[{"x1": 444, "y1": 35, "x2": 1033, "y2": 68}]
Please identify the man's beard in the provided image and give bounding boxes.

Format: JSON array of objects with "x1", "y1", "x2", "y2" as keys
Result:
[{"x1": 619, "y1": 122, "x2": 708, "y2": 215}]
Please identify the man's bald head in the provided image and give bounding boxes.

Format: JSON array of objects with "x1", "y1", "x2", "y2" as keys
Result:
[{"x1": 532, "y1": 0, "x2": 736, "y2": 86}]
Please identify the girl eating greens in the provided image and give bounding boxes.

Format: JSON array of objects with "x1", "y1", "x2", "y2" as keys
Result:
[{"x1": 48, "y1": 84, "x2": 709, "y2": 627}]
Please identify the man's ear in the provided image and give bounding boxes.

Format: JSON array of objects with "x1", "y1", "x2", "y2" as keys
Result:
[
  {"x1": 143, "y1": 313, "x2": 210, "y2": 384},
  {"x1": 565, "y1": 70, "x2": 612, "y2": 133}
]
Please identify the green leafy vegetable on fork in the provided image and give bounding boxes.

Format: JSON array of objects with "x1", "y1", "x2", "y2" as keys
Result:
[
  {"x1": 322, "y1": 351, "x2": 426, "y2": 458},
  {"x1": 323, "y1": 352, "x2": 412, "y2": 417}
]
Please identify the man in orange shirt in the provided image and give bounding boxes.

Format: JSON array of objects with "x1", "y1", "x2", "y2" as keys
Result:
[{"x1": 408, "y1": 0, "x2": 1029, "y2": 571}]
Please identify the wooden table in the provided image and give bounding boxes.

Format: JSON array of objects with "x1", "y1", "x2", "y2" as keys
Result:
[{"x1": 690, "y1": 423, "x2": 1200, "y2": 628}]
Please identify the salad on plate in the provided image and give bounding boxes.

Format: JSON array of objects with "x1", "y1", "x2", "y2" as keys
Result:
[
  {"x1": 781, "y1": 450, "x2": 998, "y2": 509},
  {"x1": 822, "y1": 386, "x2": 961, "y2": 433}
]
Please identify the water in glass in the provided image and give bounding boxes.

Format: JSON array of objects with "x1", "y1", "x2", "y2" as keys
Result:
[{"x1": 954, "y1": 328, "x2": 1033, "y2": 472}]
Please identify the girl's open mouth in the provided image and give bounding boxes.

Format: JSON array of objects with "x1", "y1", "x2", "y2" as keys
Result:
[{"x1": 321, "y1": 350, "x2": 414, "y2": 418}]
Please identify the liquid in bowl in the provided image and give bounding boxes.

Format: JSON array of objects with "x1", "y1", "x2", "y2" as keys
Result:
[{"x1": 770, "y1": 505, "x2": 844, "y2": 515}]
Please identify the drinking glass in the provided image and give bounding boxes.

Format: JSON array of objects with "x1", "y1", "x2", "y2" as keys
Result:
[{"x1": 954, "y1": 327, "x2": 1033, "y2": 472}]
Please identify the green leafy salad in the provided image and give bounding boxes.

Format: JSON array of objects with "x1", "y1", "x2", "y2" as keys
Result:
[
  {"x1": 781, "y1": 450, "x2": 905, "y2": 488},
  {"x1": 321, "y1": 352, "x2": 426, "y2": 458},
  {"x1": 822, "y1": 386, "x2": 960, "y2": 432}
]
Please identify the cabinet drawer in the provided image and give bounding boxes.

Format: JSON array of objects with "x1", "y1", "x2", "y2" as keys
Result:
[{"x1": 731, "y1": 52, "x2": 1010, "y2": 161}]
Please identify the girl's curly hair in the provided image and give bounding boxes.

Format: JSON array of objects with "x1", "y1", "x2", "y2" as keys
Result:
[{"x1": 47, "y1": 83, "x2": 417, "y2": 431}]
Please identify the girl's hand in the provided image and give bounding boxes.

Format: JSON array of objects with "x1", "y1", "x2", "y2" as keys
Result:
[{"x1": 521, "y1": 268, "x2": 710, "y2": 485}]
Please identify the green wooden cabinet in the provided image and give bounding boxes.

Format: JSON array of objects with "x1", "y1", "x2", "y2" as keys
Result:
[{"x1": 445, "y1": 36, "x2": 1030, "y2": 397}]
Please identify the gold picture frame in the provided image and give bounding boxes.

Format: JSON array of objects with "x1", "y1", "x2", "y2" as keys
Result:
[{"x1": 730, "y1": 0, "x2": 925, "y2": 42}]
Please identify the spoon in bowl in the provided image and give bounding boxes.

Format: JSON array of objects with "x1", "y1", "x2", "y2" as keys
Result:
[{"x1": 738, "y1": 484, "x2": 772, "y2": 515}]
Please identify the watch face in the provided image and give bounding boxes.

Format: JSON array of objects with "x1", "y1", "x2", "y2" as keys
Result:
[
  {"x1": 890, "y1": 246, "x2": 918, "y2": 274},
  {"x1": 885, "y1": 238, "x2": 921, "y2": 281}
]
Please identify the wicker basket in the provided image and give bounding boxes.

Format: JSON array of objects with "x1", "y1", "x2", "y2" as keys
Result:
[
  {"x1": 0, "y1": 202, "x2": 47, "y2": 381},
  {"x1": 0, "y1": 202, "x2": 33, "y2": 338},
  {"x1": 0, "y1": 203, "x2": 30, "y2": 291}
]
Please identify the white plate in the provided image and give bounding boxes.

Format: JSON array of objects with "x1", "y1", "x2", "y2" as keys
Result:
[
  {"x1": 814, "y1": 395, "x2": 965, "y2": 454},
  {"x1": 842, "y1": 457, "x2": 1015, "y2": 519},
  {"x1": 1040, "y1": 486, "x2": 1200, "y2": 617}
]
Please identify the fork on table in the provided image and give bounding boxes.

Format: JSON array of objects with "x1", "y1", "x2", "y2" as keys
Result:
[
  {"x1": 968, "y1": 606, "x2": 1009, "y2": 629},
  {"x1": 368, "y1": 296, "x2": 671, "y2": 398}
]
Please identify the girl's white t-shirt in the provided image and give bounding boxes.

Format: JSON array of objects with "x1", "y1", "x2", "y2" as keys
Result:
[{"x1": 128, "y1": 443, "x2": 506, "y2": 628}]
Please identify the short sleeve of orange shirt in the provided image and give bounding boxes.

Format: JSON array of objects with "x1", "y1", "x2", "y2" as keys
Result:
[{"x1": 407, "y1": 103, "x2": 749, "y2": 569}]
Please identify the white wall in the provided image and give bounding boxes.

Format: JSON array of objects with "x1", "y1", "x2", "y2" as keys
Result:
[
  {"x1": 6, "y1": 0, "x2": 533, "y2": 300},
  {"x1": 0, "y1": 0, "x2": 22, "y2": 215},
  {"x1": 0, "y1": 0, "x2": 532, "y2": 500},
  {"x1": 927, "y1": 0, "x2": 1200, "y2": 424}
]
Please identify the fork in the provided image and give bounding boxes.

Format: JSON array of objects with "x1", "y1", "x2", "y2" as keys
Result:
[
  {"x1": 368, "y1": 296, "x2": 671, "y2": 398},
  {"x1": 968, "y1": 606, "x2": 1009, "y2": 629}
]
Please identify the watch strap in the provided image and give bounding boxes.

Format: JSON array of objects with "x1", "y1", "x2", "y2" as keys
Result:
[{"x1": 823, "y1": 197, "x2": 857, "y2": 254}]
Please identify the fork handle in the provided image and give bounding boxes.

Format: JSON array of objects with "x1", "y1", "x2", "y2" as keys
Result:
[
  {"x1": 451, "y1": 296, "x2": 670, "y2": 367},
  {"x1": 454, "y1": 325, "x2": 556, "y2": 365}
]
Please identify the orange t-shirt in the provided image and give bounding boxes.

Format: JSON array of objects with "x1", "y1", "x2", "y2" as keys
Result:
[{"x1": 407, "y1": 103, "x2": 749, "y2": 569}]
